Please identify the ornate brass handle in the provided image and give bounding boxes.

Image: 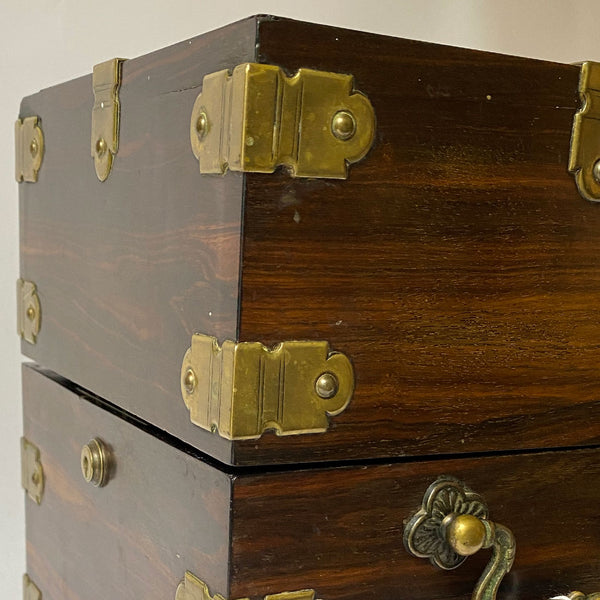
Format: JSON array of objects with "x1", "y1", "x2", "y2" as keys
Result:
[{"x1": 403, "y1": 476, "x2": 597, "y2": 600}]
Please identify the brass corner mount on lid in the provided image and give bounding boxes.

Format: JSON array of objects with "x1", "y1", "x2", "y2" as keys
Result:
[
  {"x1": 569, "y1": 61, "x2": 600, "y2": 201},
  {"x1": 92, "y1": 58, "x2": 126, "y2": 181},
  {"x1": 190, "y1": 62, "x2": 375, "y2": 179}
]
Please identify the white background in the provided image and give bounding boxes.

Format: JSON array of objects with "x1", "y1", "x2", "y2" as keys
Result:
[{"x1": 2, "y1": 1, "x2": 600, "y2": 596}]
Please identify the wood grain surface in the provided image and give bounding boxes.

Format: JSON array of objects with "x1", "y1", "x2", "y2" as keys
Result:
[
  {"x1": 232, "y1": 448, "x2": 600, "y2": 600},
  {"x1": 18, "y1": 18, "x2": 262, "y2": 464},
  {"x1": 23, "y1": 363, "x2": 232, "y2": 600},
  {"x1": 233, "y1": 17, "x2": 600, "y2": 464}
]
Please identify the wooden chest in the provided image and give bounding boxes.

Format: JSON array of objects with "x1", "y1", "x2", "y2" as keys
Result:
[{"x1": 16, "y1": 15, "x2": 600, "y2": 600}]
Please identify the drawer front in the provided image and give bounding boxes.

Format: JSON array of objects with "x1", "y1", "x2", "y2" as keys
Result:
[
  {"x1": 231, "y1": 451, "x2": 600, "y2": 600},
  {"x1": 22, "y1": 364, "x2": 231, "y2": 600}
]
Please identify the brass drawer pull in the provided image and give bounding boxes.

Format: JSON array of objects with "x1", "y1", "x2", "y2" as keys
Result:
[
  {"x1": 404, "y1": 476, "x2": 597, "y2": 600},
  {"x1": 81, "y1": 438, "x2": 110, "y2": 487}
]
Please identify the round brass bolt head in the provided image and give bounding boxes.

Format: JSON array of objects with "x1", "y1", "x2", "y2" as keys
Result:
[
  {"x1": 331, "y1": 110, "x2": 356, "y2": 141},
  {"x1": 196, "y1": 112, "x2": 208, "y2": 139},
  {"x1": 593, "y1": 159, "x2": 600, "y2": 184},
  {"x1": 183, "y1": 367, "x2": 197, "y2": 394},
  {"x1": 96, "y1": 137, "x2": 107, "y2": 157},
  {"x1": 315, "y1": 372, "x2": 339, "y2": 399},
  {"x1": 29, "y1": 139, "x2": 38, "y2": 157}
]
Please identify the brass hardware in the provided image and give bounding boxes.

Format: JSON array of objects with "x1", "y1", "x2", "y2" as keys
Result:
[
  {"x1": 331, "y1": 110, "x2": 356, "y2": 141},
  {"x1": 569, "y1": 61, "x2": 600, "y2": 201},
  {"x1": 81, "y1": 438, "x2": 110, "y2": 487},
  {"x1": 558, "y1": 594, "x2": 600, "y2": 600},
  {"x1": 176, "y1": 571, "x2": 317, "y2": 600},
  {"x1": 23, "y1": 574, "x2": 42, "y2": 600},
  {"x1": 17, "y1": 279, "x2": 41, "y2": 344},
  {"x1": 404, "y1": 476, "x2": 516, "y2": 600},
  {"x1": 92, "y1": 58, "x2": 125, "y2": 181},
  {"x1": 183, "y1": 367, "x2": 197, "y2": 394},
  {"x1": 15, "y1": 116, "x2": 44, "y2": 183},
  {"x1": 190, "y1": 62, "x2": 375, "y2": 179},
  {"x1": 314, "y1": 372, "x2": 339, "y2": 399},
  {"x1": 21, "y1": 438, "x2": 44, "y2": 505},
  {"x1": 180, "y1": 333, "x2": 354, "y2": 440}
]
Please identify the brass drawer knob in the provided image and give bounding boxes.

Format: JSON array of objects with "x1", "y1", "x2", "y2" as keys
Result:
[
  {"x1": 404, "y1": 476, "x2": 599, "y2": 600},
  {"x1": 80, "y1": 438, "x2": 110, "y2": 487}
]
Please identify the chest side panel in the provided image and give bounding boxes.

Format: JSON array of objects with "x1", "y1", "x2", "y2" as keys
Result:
[
  {"x1": 235, "y1": 17, "x2": 599, "y2": 464},
  {"x1": 22, "y1": 364, "x2": 232, "y2": 599},
  {"x1": 18, "y1": 20, "x2": 259, "y2": 463}
]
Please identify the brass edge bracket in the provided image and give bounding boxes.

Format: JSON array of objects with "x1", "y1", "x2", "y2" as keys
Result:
[
  {"x1": 15, "y1": 116, "x2": 44, "y2": 183},
  {"x1": 21, "y1": 438, "x2": 44, "y2": 505},
  {"x1": 569, "y1": 61, "x2": 600, "y2": 201},
  {"x1": 190, "y1": 62, "x2": 375, "y2": 179},
  {"x1": 404, "y1": 476, "x2": 516, "y2": 600},
  {"x1": 176, "y1": 571, "x2": 317, "y2": 600},
  {"x1": 23, "y1": 574, "x2": 42, "y2": 600},
  {"x1": 92, "y1": 58, "x2": 125, "y2": 181},
  {"x1": 180, "y1": 333, "x2": 354, "y2": 440},
  {"x1": 17, "y1": 279, "x2": 41, "y2": 345}
]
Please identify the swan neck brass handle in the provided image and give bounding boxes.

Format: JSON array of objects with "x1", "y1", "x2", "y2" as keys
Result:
[
  {"x1": 403, "y1": 476, "x2": 516, "y2": 600},
  {"x1": 404, "y1": 476, "x2": 598, "y2": 600}
]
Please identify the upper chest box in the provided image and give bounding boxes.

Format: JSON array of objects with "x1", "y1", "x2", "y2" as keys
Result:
[{"x1": 16, "y1": 15, "x2": 600, "y2": 467}]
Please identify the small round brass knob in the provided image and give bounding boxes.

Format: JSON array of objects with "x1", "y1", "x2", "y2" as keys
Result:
[
  {"x1": 331, "y1": 110, "x2": 356, "y2": 141},
  {"x1": 442, "y1": 513, "x2": 487, "y2": 556},
  {"x1": 315, "y1": 372, "x2": 339, "y2": 399},
  {"x1": 26, "y1": 305, "x2": 36, "y2": 321},
  {"x1": 81, "y1": 438, "x2": 109, "y2": 487}
]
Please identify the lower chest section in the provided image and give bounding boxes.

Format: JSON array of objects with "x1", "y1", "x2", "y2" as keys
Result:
[{"x1": 21, "y1": 364, "x2": 600, "y2": 600}]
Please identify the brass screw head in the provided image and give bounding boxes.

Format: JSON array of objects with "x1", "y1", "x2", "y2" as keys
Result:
[
  {"x1": 81, "y1": 438, "x2": 109, "y2": 487},
  {"x1": 183, "y1": 367, "x2": 197, "y2": 394},
  {"x1": 315, "y1": 372, "x2": 339, "y2": 399},
  {"x1": 29, "y1": 139, "x2": 38, "y2": 157},
  {"x1": 331, "y1": 110, "x2": 356, "y2": 141},
  {"x1": 26, "y1": 306, "x2": 36, "y2": 321},
  {"x1": 196, "y1": 112, "x2": 208, "y2": 140},
  {"x1": 593, "y1": 159, "x2": 600, "y2": 183},
  {"x1": 96, "y1": 137, "x2": 107, "y2": 157},
  {"x1": 442, "y1": 513, "x2": 487, "y2": 556}
]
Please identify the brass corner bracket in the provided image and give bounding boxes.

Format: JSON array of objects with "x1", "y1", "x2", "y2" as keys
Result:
[
  {"x1": 569, "y1": 61, "x2": 600, "y2": 201},
  {"x1": 17, "y1": 279, "x2": 41, "y2": 345},
  {"x1": 15, "y1": 116, "x2": 44, "y2": 183},
  {"x1": 176, "y1": 571, "x2": 317, "y2": 600},
  {"x1": 21, "y1": 438, "x2": 44, "y2": 505},
  {"x1": 190, "y1": 62, "x2": 375, "y2": 179},
  {"x1": 23, "y1": 574, "x2": 42, "y2": 600},
  {"x1": 92, "y1": 58, "x2": 125, "y2": 181},
  {"x1": 180, "y1": 333, "x2": 354, "y2": 440}
]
